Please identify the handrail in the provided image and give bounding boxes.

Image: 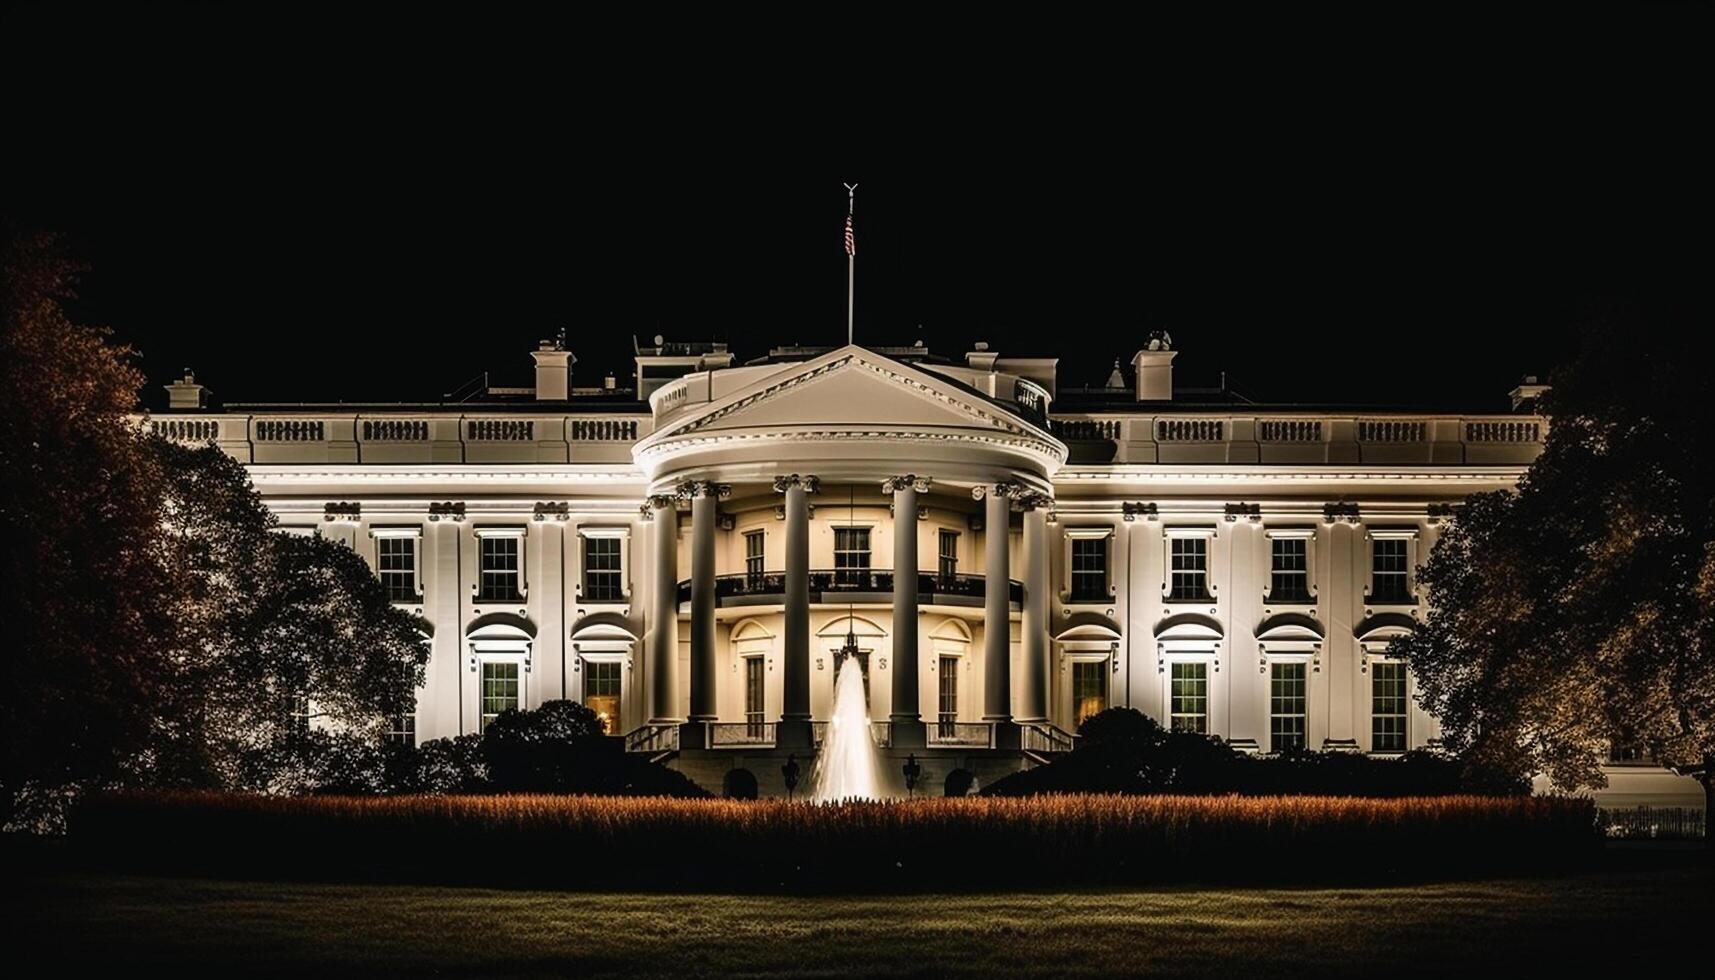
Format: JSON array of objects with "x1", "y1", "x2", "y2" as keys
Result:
[{"x1": 623, "y1": 723, "x2": 680, "y2": 754}]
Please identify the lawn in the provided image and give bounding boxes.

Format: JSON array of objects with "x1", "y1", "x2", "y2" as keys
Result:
[{"x1": 6, "y1": 853, "x2": 1708, "y2": 978}]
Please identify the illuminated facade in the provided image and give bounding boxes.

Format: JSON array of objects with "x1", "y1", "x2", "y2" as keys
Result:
[{"x1": 151, "y1": 336, "x2": 1699, "y2": 803}]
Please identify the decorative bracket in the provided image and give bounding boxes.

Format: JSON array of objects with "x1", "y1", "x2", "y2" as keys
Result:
[{"x1": 427, "y1": 501, "x2": 465, "y2": 523}]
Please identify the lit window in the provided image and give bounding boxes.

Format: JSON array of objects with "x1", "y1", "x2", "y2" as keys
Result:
[
  {"x1": 1371, "y1": 538, "x2": 1410, "y2": 604},
  {"x1": 583, "y1": 536, "x2": 623, "y2": 602},
  {"x1": 745, "y1": 530, "x2": 765, "y2": 588},
  {"x1": 1070, "y1": 537, "x2": 1108, "y2": 601},
  {"x1": 1270, "y1": 662, "x2": 1307, "y2": 752},
  {"x1": 938, "y1": 530, "x2": 959, "y2": 586},
  {"x1": 1072, "y1": 660, "x2": 1107, "y2": 730},
  {"x1": 476, "y1": 530, "x2": 524, "y2": 603},
  {"x1": 481, "y1": 661, "x2": 520, "y2": 732},
  {"x1": 1170, "y1": 662, "x2": 1208, "y2": 733},
  {"x1": 1169, "y1": 536, "x2": 1210, "y2": 601},
  {"x1": 1371, "y1": 662, "x2": 1407, "y2": 752},
  {"x1": 584, "y1": 660, "x2": 621, "y2": 735},
  {"x1": 833, "y1": 526, "x2": 870, "y2": 587},
  {"x1": 1270, "y1": 538, "x2": 1310, "y2": 602}
]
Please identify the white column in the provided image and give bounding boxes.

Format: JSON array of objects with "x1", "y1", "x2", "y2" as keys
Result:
[
  {"x1": 885, "y1": 475, "x2": 929, "y2": 748},
  {"x1": 774, "y1": 474, "x2": 818, "y2": 747},
  {"x1": 644, "y1": 494, "x2": 680, "y2": 724},
  {"x1": 976, "y1": 482, "x2": 1019, "y2": 738},
  {"x1": 685, "y1": 481, "x2": 728, "y2": 727},
  {"x1": 1020, "y1": 496, "x2": 1051, "y2": 722}
]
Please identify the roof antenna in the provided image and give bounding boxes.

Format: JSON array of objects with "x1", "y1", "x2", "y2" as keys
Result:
[{"x1": 843, "y1": 182, "x2": 858, "y2": 347}]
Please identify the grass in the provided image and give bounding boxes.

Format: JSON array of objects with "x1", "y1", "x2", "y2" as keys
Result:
[
  {"x1": 5, "y1": 857, "x2": 1708, "y2": 978},
  {"x1": 76, "y1": 791, "x2": 1599, "y2": 889}
]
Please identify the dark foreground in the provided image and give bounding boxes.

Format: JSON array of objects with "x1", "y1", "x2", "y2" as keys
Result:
[{"x1": 5, "y1": 849, "x2": 1708, "y2": 978}]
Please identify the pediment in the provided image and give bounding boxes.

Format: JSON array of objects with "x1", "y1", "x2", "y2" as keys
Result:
[{"x1": 648, "y1": 346, "x2": 1051, "y2": 444}]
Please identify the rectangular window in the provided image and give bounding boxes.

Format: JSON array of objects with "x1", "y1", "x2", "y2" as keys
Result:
[
  {"x1": 1170, "y1": 662, "x2": 1208, "y2": 733},
  {"x1": 378, "y1": 535, "x2": 418, "y2": 603},
  {"x1": 583, "y1": 536, "x2": 623, "y2": 602},
  {"x1": 1270, "y1": 662, "x2": 1307, "y2": 752},
  {"x1": 1371, "y1": 538, "x2": 1410, "y2": 604},
  {"x1": 584, "y1": 661, "x2": 621, "y2": 735},
  {"x1": 481, "y1": 661, "x2": 520, "y2": 732},
  {"x1": 1070, "y1": 536, "x2": 1109, "y2": 601},
  {"x1": 833, "y1": 526, "x2": 871, "y2": 587},
  {"x1": 1169, "y1": 536, "x2": 1209, "y2": 601},
  {"x1": 938, "y1": 655, "x2": 958, "y2": 735},
  {"x1": 478, "y1": 534, "x2": 522, "y2": 602},
  {"x1": 938, "y1": 530, "x2": 959, "y2": 586},
  {"x1": 289, "y1": 695, "x2": 311, "y2": 734},
  {"x1": 1270, "y1": 537, "x2": 1310, "y2": 602},
  {"x1": 744, "y1": 657, "x2": 765, "y2": 738},
  {"x1": 387, "y1": 710, "x2": 416, "y2": 747},
  {"x1": 1371, "y1": 662, "x2": 1407, "y2": 752},
  {"x1": 745, "y1": 530, "x2": 765, "y2": 589},
  {"x1": 1608, "y1": 741, "x2": 1649, "y2": 764},
  {"x1": 1072, "y1": 660, "x2": 1108, "y2": 730}
]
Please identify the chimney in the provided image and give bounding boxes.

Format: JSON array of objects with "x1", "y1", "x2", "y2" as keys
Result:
[
  {"x1": 531, "y1": 337, "x2": 574, "y2": 401},
  {"x1": 1508, "y1": 375, "x2": 1550, "y2": 413},
  {"x1": 603, "y1": 371, "x2": 617, "y2": 392},
  {"x1": 165, "y1": 368, "x2": 209, "y2": 410},
  {"x1": 1130, "y1": 330, "x2": 1176, "y2": 401},
  {"x1": 965, "y1": 340, "x2": 999, "y2": 372}
]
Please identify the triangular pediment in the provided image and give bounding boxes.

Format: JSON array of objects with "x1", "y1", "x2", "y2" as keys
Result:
[{"x1": 651, "y1": 346, "x2": 1049, "y2": 442}]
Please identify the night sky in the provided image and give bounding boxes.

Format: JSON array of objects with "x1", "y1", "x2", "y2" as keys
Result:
[{"x1": 3, "y1": 4, "x2": 1708, "y2": 411}]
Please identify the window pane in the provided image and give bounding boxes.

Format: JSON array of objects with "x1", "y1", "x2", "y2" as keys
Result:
[
  {"x1": 938, "y1": 530, "x2": 959, "y2": 584},
  {"x1": 1371, "y1": 662, "x2": 1407, "y2": 751},
  {"x1": 583, "y1": 536, "x2": 622, "y2": 601},
  {"x1": 1170, "y1": 537, "x2": 1209, "y2": 601},
  {"x1": 584, "y1": 661, "x2": 621, "y2": 734},
  {"x1": 1270, "y1": 662, "x2": 1306, "y2": 752},
  {"x1": 1372, "y1": 539, "x2": 1410, "y2": 603},
  {"x1": 479, "y1": 535, "x2": 521, "y2": 602},
  {"x1": 481, "y1": 661, "x2": 520, "y2": 732},
  {"x1": 379, "y1": 536, "x2": 418, "y2": 602},
  {"x1": 1072, "y1": 660, "x2": 1107, "y2": 729},
  {"x1": 744, "y1": 658, "x2": 765, "y2": 738},
  {"x1": 1269, "y1": 537, "x2": 1309, "y2": 602},
  {"x1": 1170, "y1": 662, "x2": 1208, "y2": 733},
  {"x1": 834, "y1": 527, "x2": 870, "y2": 586},
  {"x1": 745, "y1": 531, "x2": 765, "y2": 586},
  {"x1": 1070, "y1": 537, "x2": 1108, "y2": 601},
  {"x1": 938, "y1": 655, "x2": 958, "y2": 736}
]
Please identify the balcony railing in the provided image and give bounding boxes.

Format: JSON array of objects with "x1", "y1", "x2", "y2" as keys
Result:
[
  {"x1": 677, "y1": 570, "x2": 1023, "y2": 607},
  {"x1": 707, "y1": 721, "x2": 775, "y2": 747},
  {"x1": 928, "y1": 722, "x2": 994, "y2": 747},
  {"x1": 623, "y1": 723, "x2": 680, "y2": 755}
]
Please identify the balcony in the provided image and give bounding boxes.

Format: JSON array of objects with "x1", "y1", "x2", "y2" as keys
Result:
[{"x1": 676, "y1": 570, "x2": 1023, "y2": 609}]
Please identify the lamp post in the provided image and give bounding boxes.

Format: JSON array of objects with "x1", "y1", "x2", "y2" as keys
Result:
[
  {"x1": 903, "y1": 753, "x2": 922, "y2": 798},
  {"x1": 782, "y1": 753, "x2": 801, "y2": 802}
]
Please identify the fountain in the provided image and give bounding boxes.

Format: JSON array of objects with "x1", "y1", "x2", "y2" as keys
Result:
[{"x1": 809, "y1": 656, "x2": 889, "y2": 801}]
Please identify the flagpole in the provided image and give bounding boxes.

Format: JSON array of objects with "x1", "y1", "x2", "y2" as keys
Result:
[{"x1": 844, "y1": 182, "x2": 857, "y2": 346}]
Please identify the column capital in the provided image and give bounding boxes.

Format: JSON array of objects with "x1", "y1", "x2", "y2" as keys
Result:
[
  {"x1": 639, "y1": 493, "x2": 679, "y2": 521},
  {"x1": 971, "y1": 480, "x2": 1026, "y2": 501},
  {"x1": 1015, "y1": 490, "x2": 1053, "y2": 511},
  {"x1": 881, "y1": 474, "x2": 931, "y2": 494},
  {"x1": 678, "y1": 480, "x2": 732, "y2": 500},
  {"x1": 772, "y1": 474, "x2": 821, "y2": 494}
]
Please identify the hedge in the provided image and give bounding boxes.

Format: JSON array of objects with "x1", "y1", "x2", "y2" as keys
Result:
[{"x1": 72, "y1": 791, "x2": 1600, "y2": 891}]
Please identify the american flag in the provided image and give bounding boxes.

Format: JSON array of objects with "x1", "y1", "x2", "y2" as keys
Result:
[{"x1": 844, "y1": 214, "x2": 855, "y2": 257}]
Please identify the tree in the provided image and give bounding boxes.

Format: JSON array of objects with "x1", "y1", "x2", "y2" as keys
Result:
[
  {"x1": 137, "y1": 441, "x2": 430, "y2": 793},
  {"x1": 0, "y1": 224, "x2": 176, "y2": 828},
  {"x1": 1394, "y1": 302, "x2": 1715, "y2": 842}
]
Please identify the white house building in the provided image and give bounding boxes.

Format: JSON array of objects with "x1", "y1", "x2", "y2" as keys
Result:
[{"x1": 150, "y1": 334, "x2": 1701, "y2": 803}]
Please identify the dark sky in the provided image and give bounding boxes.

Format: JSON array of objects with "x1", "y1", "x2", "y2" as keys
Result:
[{"x1": 3, "y1": 4, "x2": 1709, "y2": 411}]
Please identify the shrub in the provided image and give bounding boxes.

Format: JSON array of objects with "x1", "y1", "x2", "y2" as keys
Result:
[
  {"x1": 943, "y1": 768, "x2": 976, "y2": 797},
  {"x1": 723, "y1": 769, "x2": 758, "y2": 800},
  {"x1": 987, "y1": 707, "x2": 1527, "y2": 798},
  {"x1": 72, "y1": 791, "x2": 1600, "y2": 891}
]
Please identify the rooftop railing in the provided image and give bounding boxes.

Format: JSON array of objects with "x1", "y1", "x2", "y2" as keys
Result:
[{"x1": 677, "y1": 570, "x2": 1023, "y2": 607}]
